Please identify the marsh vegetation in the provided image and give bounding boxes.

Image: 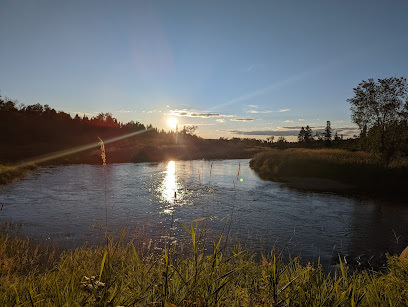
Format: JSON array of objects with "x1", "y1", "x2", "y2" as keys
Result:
[
  {"x1": 1, "y1": 225, "x2": 408, "y2": 306},
  {"x1": 250, "y1": 149, "x2": 408, "y2": 198}
]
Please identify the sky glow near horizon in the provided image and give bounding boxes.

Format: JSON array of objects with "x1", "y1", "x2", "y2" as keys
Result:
[{"x1": 1, "y1": 0, "x2": 407, "y2": 140}]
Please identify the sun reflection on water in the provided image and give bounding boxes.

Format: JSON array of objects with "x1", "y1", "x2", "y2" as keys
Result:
[{"x1": 159, "y1": 161, "x2": 184, "y2": 215}]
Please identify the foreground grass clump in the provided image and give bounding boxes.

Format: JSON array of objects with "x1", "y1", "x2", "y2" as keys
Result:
[
  {"x1": 250, "y1": 149, "x2": 408, "y2": 196},
  {"x1": 0, "y1": 164, "x2": 38, "y2": 185},
  {"x1": 1, "y1": 230, "x2": 408, "y2": 306}
]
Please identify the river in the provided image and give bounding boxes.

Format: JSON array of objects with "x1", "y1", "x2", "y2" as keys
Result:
[{"x1": 1, "y1": 159, "x2": 407, "y2": 269}]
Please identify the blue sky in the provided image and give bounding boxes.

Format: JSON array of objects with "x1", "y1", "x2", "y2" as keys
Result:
[{"x1": 1, "y1": 0, "x2": 407, "y2": 140}]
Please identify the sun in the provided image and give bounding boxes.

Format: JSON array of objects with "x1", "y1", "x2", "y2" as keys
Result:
[{"x1": 167, "y1": 117, "x2": 178, "y2": 130}]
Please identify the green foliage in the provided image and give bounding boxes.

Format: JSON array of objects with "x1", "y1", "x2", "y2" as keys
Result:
[
  {"x1": 348, "y1": 77, "x2": 408, "y2": 164},
  {"x1": 1, "y1": 231, "x2": 408, "y2": 306}
]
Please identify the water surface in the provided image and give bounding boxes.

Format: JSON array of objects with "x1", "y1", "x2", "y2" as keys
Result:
[{"x1": 1, "y1": 159, "x2": 407, "y2": 269}]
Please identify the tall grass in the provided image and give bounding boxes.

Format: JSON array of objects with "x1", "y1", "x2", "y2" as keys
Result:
[
  {"x1": 250, "y1": 149, "x2": 408, "y2": 196},
  {"x1": 0, "y1": 164, "x2": 38, "y2": 185},
  {"x1": 1, "y1": 228, "x2": 408, "y2": 306},
  {"x1": 98, "y1": 137, "x2": 108, "y2": 247}
]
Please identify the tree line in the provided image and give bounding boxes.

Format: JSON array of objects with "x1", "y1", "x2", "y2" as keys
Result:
[
  {"x1": 2, "y1": 76, "x2": 407, "y2": 165},
  {"x1": 277, "y1": 77, "x2": 408, "y2": 165},
  {"x1": 0, "y1": 97, "x2": 155, "y2": 162},
  {"x1": 296, "y1": 121, "x2": 342, "y2": 144},
  {"x1": 0, "y1": 95, "x2": 270, "y2": 163}
]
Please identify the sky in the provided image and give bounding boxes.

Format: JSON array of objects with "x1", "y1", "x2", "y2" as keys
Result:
[{"x1": 1, "y1": 0, "x2": 407, "y2": 141}]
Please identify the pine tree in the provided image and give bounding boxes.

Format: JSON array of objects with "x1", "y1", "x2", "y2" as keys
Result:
[
  {"x1": 324, "y1": 121, "x2": 332, "y2": 142},
  {"x1": 298, "y1": 127, "x2": 306, "y2": 142},
  {"x1": 305, "y1": 125, "x2": 313, "y2": 143}
]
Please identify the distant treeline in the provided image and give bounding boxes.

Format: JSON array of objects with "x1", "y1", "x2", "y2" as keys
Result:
[
  {"x1": 1, "y1": 91, "x2": 393, "y2": 164},
  {"x1": 0, "y1": 94, "x2": 363, "y2": 164},
  {"x1": 0, "y1": 98, "x2": 146, "y2": 143},
  {"x1": 0, "y1": 96, "x2": 274, "y2": 164},
  {"x1": 0, "y1": 97, "x2": 154, "y2": 162}
]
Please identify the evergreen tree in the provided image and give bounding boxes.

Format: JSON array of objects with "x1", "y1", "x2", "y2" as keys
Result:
[
  {"x1": 324, "y1": 121, "x2": 332, "y2": 142},
  {"x1": 305, "y1": 125, "x2": 313, "y2": 143},
  {"x1": 298, "y1": 127, "x2": 306, "y2": 142}
]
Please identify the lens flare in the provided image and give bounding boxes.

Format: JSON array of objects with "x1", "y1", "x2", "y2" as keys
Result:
[{"x1": 0, "y1": 128, "x2": 153, "y2": 173}]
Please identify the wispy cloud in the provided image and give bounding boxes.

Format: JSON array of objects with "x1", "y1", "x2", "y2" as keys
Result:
[
  {"x1": 166, "y1": 109, "x2": 234, "y2": 118},
  {"x1": 284, "y1": 120, "x2": 294, "y2": 123},
  {"x1": 298, "y1": 118, "x2": 304, "y2": 121},
  {"x1": 143, "y1": 109, "x2": 160, "y2": 114},
  {"x1": 216, "y1": 119, "x2": 226, "y2": 123},
  {"x1": 247, "y1": 110, "x2": 272, "y2": 114},
  {"x1": 245, "y1": 106, "x2": 291, "y2": 114},
  {"x1": 230, "y1": 118, "x2": 260, "y2": 122},
  {"x1": 212, "y1": 64, "x2": 333, "y2": 111},
  {"x1": 245, "y1": 64, "x2": 264, "y2": 72},
  {"x1": 247, "y1": 64, "x2": 255, "y2": 72}
]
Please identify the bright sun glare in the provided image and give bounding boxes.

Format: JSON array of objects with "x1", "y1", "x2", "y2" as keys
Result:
[{"x1": 167, "y1": 117, "x2": 178, "y2": 130}]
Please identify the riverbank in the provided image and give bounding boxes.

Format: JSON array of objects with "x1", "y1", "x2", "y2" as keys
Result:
[
  {"x1": 1, "y1": 233, "x2": 408, "y2": 306},
  {"x1": 0, "y1": 164, "x2": 38, "y2": 185},
  {"x1": 250, "y1": 149, "x2": 408, "y2": 199}
]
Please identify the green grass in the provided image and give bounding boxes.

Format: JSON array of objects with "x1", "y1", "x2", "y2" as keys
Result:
[
  {"x1": 0, "y1": 164, "x2": 38, "y2": 185},
  {"x1": 250, "y1": 149, "x2": 408, "y2": 197},
  {"x1": 1, "y1": 224, "x2": 408, "y2": 306}
]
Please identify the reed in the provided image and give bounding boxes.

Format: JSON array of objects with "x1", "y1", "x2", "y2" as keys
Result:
[
  {"x1": 98, "y1": 137, "x2": 108, "y2": 247},
  {"x1": 250, "y1": 148, "x2": 408, "y2": 196},
  {"x1": 0, "y1": 164, "x2": 38, "y2": 185},
  {"x1": 1, "y1": 230, "x2": 408, "y2": 306}
]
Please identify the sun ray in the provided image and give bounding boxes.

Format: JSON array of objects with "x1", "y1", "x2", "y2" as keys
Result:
[{"x1": 0, "y1": 128, "x2": 153, "y2": 172}]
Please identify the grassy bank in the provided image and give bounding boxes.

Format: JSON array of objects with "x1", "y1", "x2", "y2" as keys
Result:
[
  {"x1": 0, "y1": 164, "x2": 38, "y2": 185},
  {"x1": 1, "y1": 231, "x2": 408, "y2": 306},
  {"x1": 250, "y1": 149, "x2": 408, "y2": 197}
]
